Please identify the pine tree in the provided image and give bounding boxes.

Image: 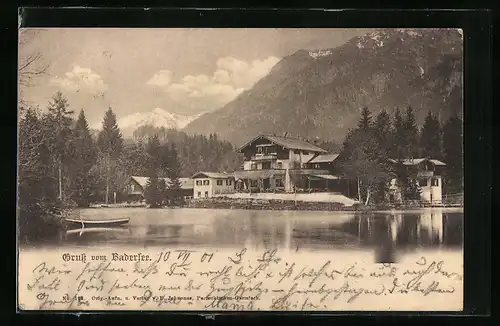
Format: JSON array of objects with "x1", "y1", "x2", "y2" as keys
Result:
[
  {"x1": 374, "y1": 109, "x2": 392, "y2": 155},
  {"x1": 97, "y1": 107, "x2": 123, "y2": 158},
  {"x1": 18, "y1": 107, "x2": 61, "y2": 241},
  {"x1": 442, "y1": 114, "x2": 463, "y2": 193},
  {"x1": 69, "y1": 109, "x2": 97, "y2": 206},
  {"x1": 337, "y1": 108, "x2": 393, "y2": 206},
  {"x1": 144, "y1": 135, "x2": 163, "y2": 208},
  {"x1": 120, "y1": 141, "x2": 150, "y2": 176},
  {"x1": 144, "y1": 176, "x2": 162, "y2": 208},
  {"x1": 391, "y1": 107, "x2": 406, "y2": 159},
  {"x1": 146, "y1": 134, "x2": 162, "y2": 171},
  {"x1": 420, "y1": 110, "x2": 442, "y2": 159},
  {"x1": 166, "y1": 143, "x2": 184, "y2": 206},
  {"x1": 45, "y1": 91, "x2": 74, "y2": 202},
  {"x1": 159, "y1": 141, "x2": 171, "y2": 178},
  {"x1": 403, "y1": 106, "x2": 420, "y2": 158},
  {"x1": 338, "y1": 129, "x2": 393, "y2": 206},
  {"x1": 357, "y1": 107, "x2": 373, "y2": 130},
  {"x1": 97, "y1": 107, "x2": 123, "y2": 204}
]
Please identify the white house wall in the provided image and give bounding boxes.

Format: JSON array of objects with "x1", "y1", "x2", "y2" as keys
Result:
[
  {"x1": 194, "y1": 178, "x2": 235, "y2": 198},
  {"x1": 389, "y1": 176, "x2": 443, "y2": 204},
  {"x1": 193, "y1": 178, "x2": 213, "y2": 198},
  {"x1": 243, "y1": 161, "x2": 253, "y2": 170},
  {"x1": 289, "y1": 150, "x2": 317, "y2": 168},
  {"x1": 213, "y1": 179, "x2": 235, "y2": 196},
  {"x1": 430, "y1": 176, "x2": 443, "y2": 204}
]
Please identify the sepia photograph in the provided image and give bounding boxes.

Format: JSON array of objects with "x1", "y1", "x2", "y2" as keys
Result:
[{"x1": 17, "y1": 27, "x2": 464, "y2": 311}]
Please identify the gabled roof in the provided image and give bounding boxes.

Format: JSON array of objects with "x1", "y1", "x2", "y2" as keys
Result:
[
  {"x1": 307, "y1": 153, "x2": 339, "y2": 164},
  {"x1": 237, "y1": 134, "x2": 327, "y2": 153},
  {"x1": 387, "y1": 158, "x2": 446, "y2": 166},
  {"x1": 191, "y1": 172, "x2": 234, "y2": 179},
  {"x1": 130, "y1": 176, "x2": 194, "y2": 189},
  {"x1": 428, "y1": 159, "x2": 447, "y2": 166}
]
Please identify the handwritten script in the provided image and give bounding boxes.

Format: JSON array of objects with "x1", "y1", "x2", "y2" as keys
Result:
[{"x1": 18, "y1": 248, "x2": 463, "y2": 311}]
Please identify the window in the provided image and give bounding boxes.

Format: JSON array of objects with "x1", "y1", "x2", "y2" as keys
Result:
[
  {"x1": 204, "y1": 191, "x2": 208, "y2": 197},
  {"x1": 251, "y1": 163, "x2": 257, "y2": 170},
  {"x1": 257, "y1": 147, "x2": 263, "y2": 153},
  {"x1": 262, "y1": 162, "x2": 271, "y2": 169},
  {"x1": 217, "y1": 180, "x2": 223, "y2": 186},
  {"x1": 250, "y1": 180, "x2": 258, "y2": 187},
  {"x1": 314, "y1": 163, "x2": 320, "y2": 169},
  {"x1": 226, "y1": 179, "x2": 232, "y2": 186},
  {"x1": 303, "y1": 151, "x2": 309, "y2": 155},
  {"x1": 277, "y1": 162, "x2": 283, "y2": 169},
  {"x1": 196, "y1": 180, "x2": 202, "y2": 186},
  {"x1": 131, "y1": 184, "x2": 135, "y2": 191},
  {"x1": 294, "y1": 150, "x2": 300, "y2": 155},
  {"x1": 276, "y1": 179, "x2": 284, "y2": 187},
  {"x1": 419, "y1": 178, "x2": 428, "y2": 187},
  {"x1": 431, "y1": 178, "x2": 439, "y2": 186},
  {"x1": 203, "y1": 180, "x2": 210, "y2": 185},
  {"x1": 197, "y1": 192, "x2": 201, "y2": 197}
]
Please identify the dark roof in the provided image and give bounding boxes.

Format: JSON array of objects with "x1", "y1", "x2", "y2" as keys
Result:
[
  {"x1": 191, "y1": 172, "x2": 234, "y2": 179},
  {"x1": 387, "y1": 158, "x2": 446, "y2": 166},
  {"x1": 238, "y1": 134, "x2": 327, "y2": 153},
  {"x1": 307, "y1": 153, "x2": 339, "y2": 164}
]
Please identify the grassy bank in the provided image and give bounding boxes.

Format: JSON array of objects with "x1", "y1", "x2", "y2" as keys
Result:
[
  {"x1": 184, "y1": 197, "x2": 463, "y2": 212},
  {"x1": 185, "y1": 197, "x2": 359, "y2": 211}
]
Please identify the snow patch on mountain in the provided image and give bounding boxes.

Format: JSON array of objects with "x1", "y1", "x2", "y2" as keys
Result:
[
  {"x1": 309, "y1": 49, "x2": 332, "y2": 59},
  {"x1": 419, "y1": 65, "x2": 425, "y2": 77},
  {"x1": 369, "y1": 33, "x2": 384, "y2": 47},
  {"x1": 91, "y1": 108, "x2": 202, "y2": 136}
]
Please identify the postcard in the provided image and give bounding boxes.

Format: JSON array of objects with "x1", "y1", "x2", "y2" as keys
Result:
[{"x1": 17, "y1": 27, "x2": 464, "y2": 311}]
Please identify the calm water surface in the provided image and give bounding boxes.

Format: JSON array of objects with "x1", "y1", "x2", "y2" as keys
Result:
[{"x1": 34, "y1": 207, "x2": 463, "y2": 263}]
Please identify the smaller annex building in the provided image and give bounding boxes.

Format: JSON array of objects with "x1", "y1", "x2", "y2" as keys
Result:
[{"x1": 191, "y1": 172, "x2": 235, "y2": 198}]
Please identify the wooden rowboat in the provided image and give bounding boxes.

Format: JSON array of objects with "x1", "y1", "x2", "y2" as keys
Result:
[
  {"x1": 64, "y1": 217, "x2": 130, "y2": 228},
  {"x1": 65, "y1": 227, "x2": 131, "y2": 236}
]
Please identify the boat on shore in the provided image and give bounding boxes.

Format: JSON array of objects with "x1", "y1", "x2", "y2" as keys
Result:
[
  {"x1": 65, "y1": 226, "x2": 131, "y2": 236},
  {"x1": 64, "y1": 217, "x2": 130, "y2": 228}
]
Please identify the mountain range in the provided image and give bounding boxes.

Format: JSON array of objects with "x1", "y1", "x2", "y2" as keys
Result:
[
  {"x1": 182, "y1": 29, "x2": 463, "y2": 146},
  {"x1": 91, "y1": 108, "x2": 201, "y2": 138}
]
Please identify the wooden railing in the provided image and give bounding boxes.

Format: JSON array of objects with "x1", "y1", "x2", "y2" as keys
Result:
[
  {"x1": 251, "y1": 154, "x2": 277, "y2": 161},
  {"x1": 442, "y1": 193, "x2": 464, "y2": 206}
]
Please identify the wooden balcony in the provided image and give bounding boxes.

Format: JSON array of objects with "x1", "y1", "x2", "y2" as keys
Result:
[
  {"x1": 251, "y1": 153, "x2": 277, "y2": 161},
  {"x1": 417, "y1": 171, "x2": 434, "y2": 178}
]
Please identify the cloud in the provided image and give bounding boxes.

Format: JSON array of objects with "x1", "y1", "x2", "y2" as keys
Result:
[
  {"x1": 167, "y1": 74, "x2": 245, "y2": 107},
  {"x1": 158, "y1": 56, "x2": 279, "y2": 110},
  {"x1": 146, "y1": 69, "x2": 172, "y2": 87},
  {"x1": 50, "y1": 66, "x2": 108, "y2": 94}
]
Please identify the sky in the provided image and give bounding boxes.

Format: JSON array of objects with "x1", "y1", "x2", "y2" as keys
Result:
[{"x1": 19, "y1": 28, "x2": 370, "y2": 127}]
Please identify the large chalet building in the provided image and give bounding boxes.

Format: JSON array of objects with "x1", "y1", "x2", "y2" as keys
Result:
[
  {"x1": 231, "y1": 133, "x2": 349, "y2": 194},
  {"x1": 148, "y1": 133, "x2": 447, "y2": 205}
]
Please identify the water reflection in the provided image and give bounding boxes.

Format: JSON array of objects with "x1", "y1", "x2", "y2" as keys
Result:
[
  {"x1": 61, "y1": 208, "x2": 463, "y2": 261},
  {"x1": 340, "y1": 210, "x2": 463, "y2": 263}
]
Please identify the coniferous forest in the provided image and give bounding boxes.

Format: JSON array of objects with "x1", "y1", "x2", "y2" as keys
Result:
[
  {"x1": 18, "y1": 92, "x2": 244, "y2": 241},
  {"x1": 18, "y1": 91, "x2": 462, "y2": 242},
  {"x1": 337, "y1": 107, "x2": 463, "y2": 206}
]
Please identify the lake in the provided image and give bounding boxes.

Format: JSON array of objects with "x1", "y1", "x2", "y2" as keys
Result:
[{"x1": 25, "y1": 207, "x2": 463, "y2": 264}]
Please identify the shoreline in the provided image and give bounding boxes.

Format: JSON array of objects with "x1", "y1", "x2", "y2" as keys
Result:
[{"x1": 85, "y1": 198, "x2": 463, "y2": 212}]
